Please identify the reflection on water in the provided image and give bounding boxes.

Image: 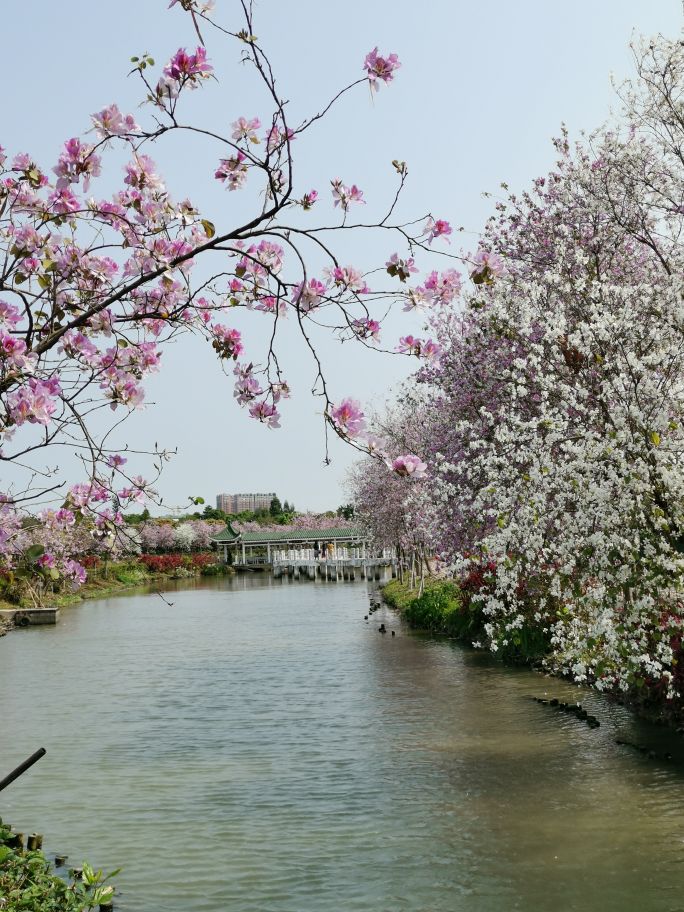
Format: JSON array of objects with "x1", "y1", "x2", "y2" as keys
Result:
[{"x1": 1, "y1": 574, "x2": 684, "y2": 912}]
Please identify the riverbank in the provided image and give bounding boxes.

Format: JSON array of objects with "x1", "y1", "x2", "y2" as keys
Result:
[
  {"x1": 0, "y1": 555, "x2": 234, "y2": 621},
  {"x1": 381, "y1": 577, "x2": 549, "y2": 664},
  {"x1": 381, "y1": 577, "x2": 684, "y2": 728},
  {"x1": 0, "y1": 820, "x2": 116, "y2": 910}
]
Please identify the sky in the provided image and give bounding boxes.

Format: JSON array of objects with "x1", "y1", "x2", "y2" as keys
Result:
[{"x1": 2, "y1": 0, "x2": 683, "y2": 514}]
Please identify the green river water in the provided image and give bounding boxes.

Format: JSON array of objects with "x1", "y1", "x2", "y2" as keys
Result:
[{"x1": 1, "y1": 575, "x2": 684, "y2": 912}]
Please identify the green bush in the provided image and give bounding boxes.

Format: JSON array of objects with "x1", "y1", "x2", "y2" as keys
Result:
[
  {"x1": 200, "y1": 563, "x2": 234, "y2": 577},
  {"x1": 0, "y1": 823, "x2": 118, "y2": 911},
  {"x1": 113, "y1": 563, "x2": 149, "y2": 586},
  {"x1": 382, "y1": 578, "x2": 548, "y2": 665}
]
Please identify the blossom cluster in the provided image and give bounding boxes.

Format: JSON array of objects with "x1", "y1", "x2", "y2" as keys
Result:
[{"x1": 353, "y1": 32, "x2": 684, "y2": 708}]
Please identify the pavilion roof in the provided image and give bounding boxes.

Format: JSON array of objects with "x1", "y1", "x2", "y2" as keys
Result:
[{"x1": 211, "y1": 525, "x2": 366, "y2": 544}]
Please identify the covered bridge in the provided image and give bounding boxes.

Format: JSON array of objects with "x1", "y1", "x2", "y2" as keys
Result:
[{"x1": 211, "y1": 522, "x2": 371, "y2": 567}]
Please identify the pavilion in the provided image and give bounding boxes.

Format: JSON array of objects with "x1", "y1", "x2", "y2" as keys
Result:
[{"x1": 211, "y1": 522, "x2": 371, "y2": 567}]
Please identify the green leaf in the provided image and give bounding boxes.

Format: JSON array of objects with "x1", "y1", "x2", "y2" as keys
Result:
[
  {"x1": 201, "y1": 219, "x2": 216, "y2": 238},
  {"x1": 650, "y1": 430, "x2": 660, "y2": 446},
  {"x1": 24, "y1": 544, "x2": 45, "y2": 561}
]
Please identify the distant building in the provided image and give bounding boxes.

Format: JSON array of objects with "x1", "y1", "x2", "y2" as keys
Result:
[{"x1": 216, "y1": 492, "x2": 276, "y2": 514}]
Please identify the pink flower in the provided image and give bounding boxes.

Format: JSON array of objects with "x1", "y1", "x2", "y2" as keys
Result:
[
  {"x1": 164, "y1": 46, "x2": 213, "y2": 83},
  {"x1": 264, "y1": 124, "x2": 295, "y2": 153},
  {"x1": 53, "y1": 138, "x2": 102, "y2": 192},
  {"x1": 292, "y1": 278, "x2": 327, "y2": 313},
  {"x1": 331, "y1": 179, "x2": 365, "y2": 211},
  {"x1": 326, "y1": 265, "x2": 369, "y2": 294},
  {"x1": 252, "y1": 239, "x2": 284, "y2": 273},
  {"x1": 47, "y1": 187, "x2": 81, "y2": 214},
  {"x1": 417, "y1": 269, "x2": 462, "y2": 306},
  {"x1": 365, "y1": 435, "x2": 388, "y2": 458},
  {"x1": 390, "y1": 454, "x2": 427, "y2": 479},
  {"x1": 233, "y1": 364, "x2": 264, "y2": 404},
  {"x1": 108, "y1": 454, "x2": 127, "y2": 468},
  {"x1": 331, "y1": 398, "x2": 366, "y2": 437},
  {"x1": 231, "y1": 116, "x2": 261, "y2": 143},
  {"x1": 215, "y1": 152, "x2": 248, "y2": 191},
  {"x1": 37, "y1": 552, "x2": 56, "y2": 569},
  {"x1": 470, "y1": 247, "x2": 506, "y2": 284},
  {"x1": 254, "y1": 295, "x2": 288, "y2": 317},
  {"x1": 397, "y1": 335, "x2": 423, "y2": 356},
  {"x1": 0, "y1": 332, "x2": 35, "y2": 372},
  {"x1": 351, "y1": 318, "x2": 381, "y2": 342},
  {"x1": 212, "y1": 324, "x2": 243, "y2": 359},
  {"x1": 7, "y1": 378, "x2": 61, "y2": 426},
  {"x1": 301, "y1": 189, "x2": 318, "y2": 210},
  {"x1": 64, "y1": 559, "x2": 87, "y2": 585},
  {"x1": 423, "y1": 217, "x2": 452, "y2": 245},
  {"x1": 364, "y1": 48, "x2": 401, "y2": 90},
  {"x1": 0, "y1": 301, "x2": 22, "y2": 328},
  {"x1": 421, "y1": 339, "x2": 443, "y2": 364},
  {"x1": 91, "y1": 104, "x2": 139, "y2": 138},
  {"x1": 124, "y1": 155, "x2": 164, "y2": 193},
  {"x1": 55, "y1": 508, "x2": 76, "y2": 529},
  {"x1": 396, "y1": 335, "x2": 441, "y2": 362},
  {"x1": 249, "y1": 401, "x2": 281, "y2": 428}
]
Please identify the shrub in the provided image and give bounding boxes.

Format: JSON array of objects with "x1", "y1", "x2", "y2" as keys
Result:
[
  {"x1": 80, "y1": 555, "x2": 102, "y2": 569},
  {"x1": 139, "y1": 553, "x2": 185, "y2": 573},
  {"x1": 0, "y1": 822, "x2": 117, "y2": 910},
  {"x1": 138, "y1": 552, "x2": 217, "y2": 574}
]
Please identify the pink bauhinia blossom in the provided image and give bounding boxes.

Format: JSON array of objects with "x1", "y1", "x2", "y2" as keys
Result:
[
  {"x1": 91, "y1": 104, "x2": 139, "y2": 138},
  {"x1": 249, "y1": 401, "x2": 281, "y2": 428},
  {"x1": 331, "y1": 179, "x2": 365, "y2": 210},
  {"x1": 231, "y1": 116, "x2": 261, "y2": 143},
  {"x1": 351, "y1": 318, "x2": 381, "y2": 342},
  {"x1": 234, "y1": 365, "x2": 263, "y2": 405},
  {"x1": 215, "y1": 153, "x2": 248, "y2": 190},
  {"x1": 64, "y1": 558, "x2": 87, "y2": 585},
  {"x1": 470, "y1": 247, "x2": 506, "y2": 284},
  {"x1": 211, "y1": 324, "x2": 243, "y2": 359},
  {"x1": 423, "y1": 217, "x2": 452, "y2": 244},
  {"x1": 301, "y1": 189, "x2": 318, "y2": 210},
  {"x1": 390, "y1": 454, "x2": 427, "y2": 479},
  {"x1": 164, "y1": 46, "x2": 213, "y2": 83},
  {"x1": 326, "y1": 265, "x2": 369, "y2": 294},
  {"x1": 364, "y1": 48, "x2": 401, "y2": 90},
  {"x1": 397, "y1": 335, "x2": 423, "y2": 356},
  {"x1": 292, "y1": 278, "x2": 327, "y2": 313},
  {"x1": 264, "y1": 124, "x2": 295, "y2": 152},
  {"x1": 331, "y1": 398, "x2": 366, "y2": 437}
]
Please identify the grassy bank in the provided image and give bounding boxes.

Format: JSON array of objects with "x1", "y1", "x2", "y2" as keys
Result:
[
  {"x1": 381, "y1": 578, "x2": 549, "y2": 665},
  {"x1": 0, "y1": 822, "x2": 116, "y2": 911},
  {"x1": 0, "y1": 556, "x2": 234, "y2": 614}
]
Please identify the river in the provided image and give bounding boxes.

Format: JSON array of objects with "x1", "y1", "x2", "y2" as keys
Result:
[{"x1": 1, "y1": 575, "x2": 684, "y2": 912}]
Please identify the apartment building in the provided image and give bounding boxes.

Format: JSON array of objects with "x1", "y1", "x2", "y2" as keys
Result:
[{"x1": 216, "y1": 492, "x2": 276, "y2": 514}]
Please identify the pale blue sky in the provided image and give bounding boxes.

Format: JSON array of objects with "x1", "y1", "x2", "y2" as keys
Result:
[{"x1": 2, "y1": 1, "x2": 682, "y2": 512}]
